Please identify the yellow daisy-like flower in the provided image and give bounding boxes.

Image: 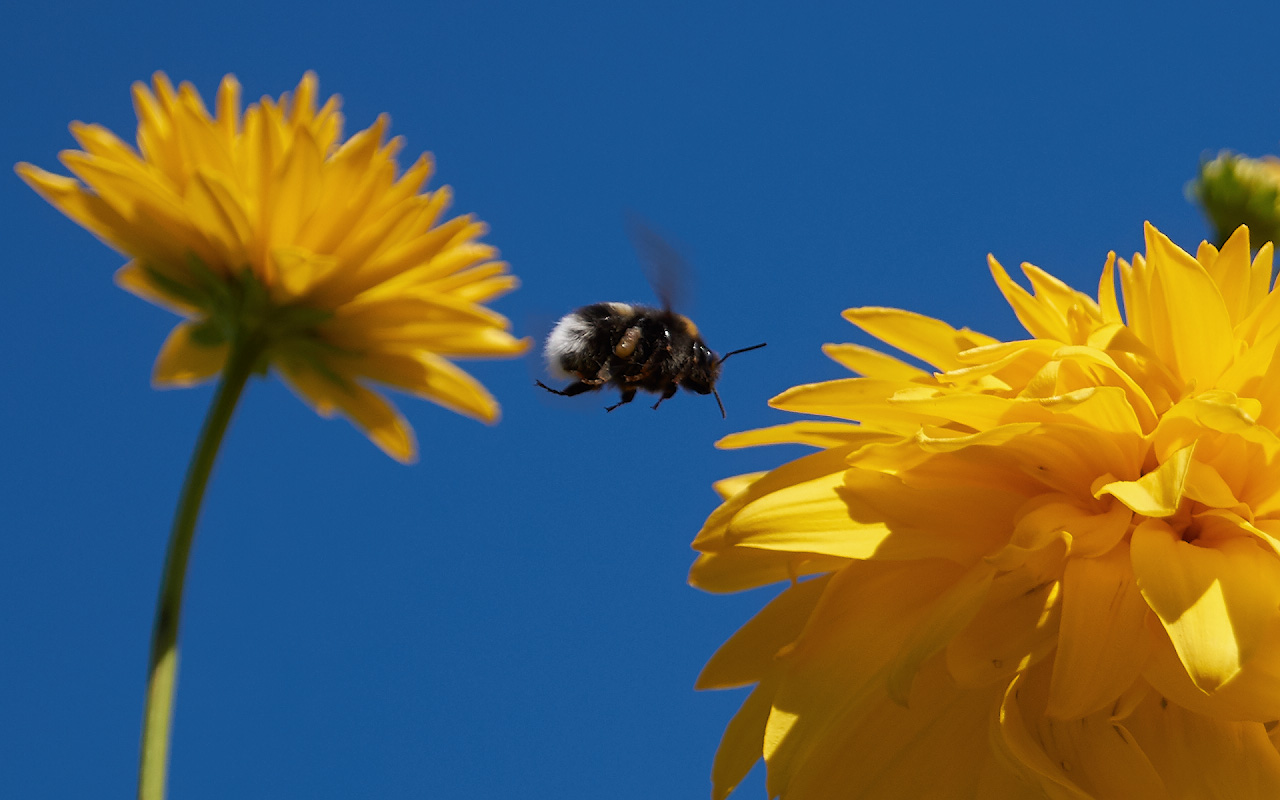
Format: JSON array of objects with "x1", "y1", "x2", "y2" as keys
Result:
[
  {"x1": 17, "y1": 72, "x2": 528, "y2": 463},
  {"x1": 694, "y1": 223, "x2": 1280, "y2": 799}
]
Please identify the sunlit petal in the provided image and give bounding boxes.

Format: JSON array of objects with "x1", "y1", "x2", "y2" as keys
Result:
[{"x1": 1132, "y1": 519, "x2": 1280, "y2": 692}]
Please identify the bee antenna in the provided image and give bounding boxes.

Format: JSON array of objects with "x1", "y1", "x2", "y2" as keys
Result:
[
  {"x1": 717, "y1": 342, "x2": 767, "y2": 365},
  {"x1": 712, "y1": 387, "x2": 727, "y2": 419}
]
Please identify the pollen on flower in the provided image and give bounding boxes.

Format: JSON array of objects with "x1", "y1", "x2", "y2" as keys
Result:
[
  {"x1": 693, "y1": 222, "x2": 1280, "y2": 799},
  {"x1": 17, "y1": 72, "x2": 530, "y2": 463}
]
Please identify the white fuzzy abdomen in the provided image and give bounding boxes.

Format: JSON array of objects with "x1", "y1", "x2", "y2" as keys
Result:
[{"x1": 544, "y1": 311, "x2": 595, "y2": 378}]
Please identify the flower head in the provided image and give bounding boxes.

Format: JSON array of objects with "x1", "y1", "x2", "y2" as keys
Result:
[
  {"x1": 1191, "y1": 151, "x2": 1280, "y2": 248},
  {"x1": 17, "y1": 72, "x2": 528, "y2": 463},
  {"x1": 694, "y1": 223, "x2": 1280, "y2": 798}
]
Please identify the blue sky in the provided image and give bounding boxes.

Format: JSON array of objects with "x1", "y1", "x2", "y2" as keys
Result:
[{"x1": 4, "y1": 2, "x2": 1280, "y2": 798}]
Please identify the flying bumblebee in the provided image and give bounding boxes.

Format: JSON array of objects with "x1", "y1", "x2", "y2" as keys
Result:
[{"x1": 536, "y1": 220, "x2": 766, "y2": 417}]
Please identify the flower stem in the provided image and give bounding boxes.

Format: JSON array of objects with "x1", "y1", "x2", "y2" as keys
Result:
[{"x1": 137, "y1": 335, "x2": 262, "y2": 800}]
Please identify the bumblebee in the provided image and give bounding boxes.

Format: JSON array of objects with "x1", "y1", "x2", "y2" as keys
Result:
[{"x1": 536, "y1": 222, "x2": 765, "y2": 416}]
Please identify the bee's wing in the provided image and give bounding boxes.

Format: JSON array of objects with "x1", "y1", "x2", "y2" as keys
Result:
[{"x1": 625, "y1": 213, "x2": 692, "y2": 313}]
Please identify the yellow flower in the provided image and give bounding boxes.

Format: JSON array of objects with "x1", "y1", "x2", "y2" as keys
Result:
[
  {"x1": 693, "y1": 223, "x2": 1280, "y2": 799},
  {"x1": 17, "y1": 72, "x2": 528, "y2": 463}
]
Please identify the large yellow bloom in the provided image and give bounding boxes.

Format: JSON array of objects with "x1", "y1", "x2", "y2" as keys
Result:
[
  {"x1": 17, "y1": 73, "x2": 527, "y2": 463},
  {"x1": 694, "y1": 224, "x2": 1280, "y2": 799}
]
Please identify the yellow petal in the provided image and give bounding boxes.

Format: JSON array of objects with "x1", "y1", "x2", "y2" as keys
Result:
[
  {"x1": 946, "y1": 339, "x2": 1057, "y2": 393},
  {"x1": 822, "y1": 342, "x2": 929, "y2": 380},
  {"x1": 769, "y1": 377, "x2": 948, "y2": 429},
  {"x1": 1236, "y1": 274, "x2": 1280, "y2": 353},
  {"x1": 1096, "y1": 444, "x2": 1193, "y2": 517},
  {"x1": 151, "y1": 321, "x2": 228, "y2": 388},
  {"x1": 1154, "y1": 392, "x2": 1259, "y2": 446},
  {"x1": 772, "y1": 654, "x2": 1023, "y2": 799},
  {"x1": 272, "y1": 247, "x2": 340, "y2": 299},
  {"x1": 725, "y1": 462, "x2": 1024, "y2": 564},
  {"x1": 1131, "y1": 519, "x2": 1280, "y2": 692},
  {"x1": 16, "y1": 162, "x2": 141, "y2": 255},
  {"x1": 997, "y1": 670, "x2": 1169, "y2": 800},
  {"x1": 1142, "y1": 610, "x2": 1280, "y2": 722},
  {"x1": 988, "y1": 255, "x2": 1070, "y2": 342},
  {"x1": 888, "y1": 386, "x2": 1016, "y2": 430},
  {"x1": 355, "y1": 351, "x2": 499, "y2": 424},
  {"x1": 716, "y1": 421, "x2": 885, "y2": 451},
  {"x1": 57, "y1": 150, "x2": 198, "y2": 259},
  {"x1": 1207, "y1": 224, "x2": 1256, "y2": 325},
  {"x1": 1097, "y1": 252, "x2": 1122, "y2": 324},
  {"x1": 68, "y1": 121, "x2": 143, "y2": 164},
  {"x1": 886, "y1": 562, "x2": 995, "y2": 706},
  {"x1": 723, "y1": 466, "x2": 863, "y2": 557},
  {"x1": 844, "y1": 434, "x2": 942, "y2": 474},
  {"x1": 695, "y1": 447, "x2": 853, "y2": 548},
  {"x1": 698, "y1": 576, "x2": 831, "y2": 690},
  {"x1": 1120, "y1": 688, "x2": 1280, "y2": 798},
  {"x1": 1009, "y1": 493, "x2": 1130, "y2": 560},
  {"x1": 1047, "y1": 542, "x2": 1152, "y2": 719},
  {"x1": 762, "y1": 562, "x2": 975, "y2": 796},
  {"x1": 1248, "y1": 240, "x2": 1275, "y2": 313},
  {"x1": 434, "y1": 269, "x2": 519, "y2": 306},
  {"x1": 711, "y1": 472, "x2": 765, "y2": 501},
  {"x1": 1022, "y1": 262, "x2": 1103, "y2": 327},
  {"x1": 946, "y1": 542, "x2": 1064, "y2": 688},
  {"x1": 843, "y1": 307, "x2": 997, "y2": 371},
  {"x1": 260, "y1": 120, "x2": 323, "y2": 253},
  {"x1": 1142, "y1": 223, "x2": 1234, "y2": 388},
  {"x1": 1182, "y1": 460, "x2": 1244, "y2": 513},
  {"x1": 340, "y1": 288, "x2": 509, "y2": 326},
  {"x1": 113, "y1": 260, "x2": 200, "y2": 315},
  {"x1": 997, "y1": 495, "x2": 1077, "y2": 565},
  {"x1": 186, "y1": 170, "x2": 253, "y2": 267},
  {"x1": 1215, "y1": 339, "x2": 1280, "y2": 428},
  {"x1": 688, "y1": 547, "x2": 848, "y2": 595},
  {"x1": 1040, "y1": 343, "x2": 1162, "y2": 432},
  {"x1": 1200, "y1": 510, "x2": 1280, "y2": 559},
  {"x1": 278, "y1": 366, "x2": 417, "y2": 463},
  {"x1": 1037, "y1": 385, "x2": 1144, "y2": 443},
  {"x1": 844, "y1": 462, "x2": 1033, "y2": 561},
  {"x1": 711, "y1": 680, "x2": 774, "y2": 800}
]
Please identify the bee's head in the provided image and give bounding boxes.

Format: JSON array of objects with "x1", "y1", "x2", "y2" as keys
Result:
[
  {"x1": 680, "y1": 342, "x2": 722, "y2": 396},
  {"x1": 681, "y1": 341, "x2": 767, "y2": 418}
]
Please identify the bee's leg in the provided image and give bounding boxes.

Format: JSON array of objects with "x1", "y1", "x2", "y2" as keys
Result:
[
  {"x1": 605, "y1": 387, "x2": 637, "y2": 413},
  {"x1": 651, "y1": 383, "x2": 679, "y2": 410},
  {"x1": 535, "y1": 380, "x2": 595, "y2": 397}
]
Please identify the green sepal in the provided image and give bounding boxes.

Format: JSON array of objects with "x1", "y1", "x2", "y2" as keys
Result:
[
  {"x1": 146, "y1": 253, "x2": 350, "y2": 377},
  {"x1": 278, "y1": 338, "x2": 351, "y2": 388},
  {"x1": 142, "y1": 265, "x2": 210, "y2": 310},
  {"x1": 1189, "y1": 152, "x2": 1280, "y2": 248},
  {"x1": 184, "y1": 253, "x2": 235, "y2": 308},
  {"x1": 187, "y1": 319, "x2": 229, "y2": 348}
]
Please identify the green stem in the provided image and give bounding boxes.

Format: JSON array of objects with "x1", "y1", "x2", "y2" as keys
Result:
[{"x1": 138, "y1": 335, "x2": 262, "y2": 800}]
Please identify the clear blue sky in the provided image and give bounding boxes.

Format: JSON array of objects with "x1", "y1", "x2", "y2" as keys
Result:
[{"x1": 4, "y1": 2, "x2": 1279, "y2": 798}]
